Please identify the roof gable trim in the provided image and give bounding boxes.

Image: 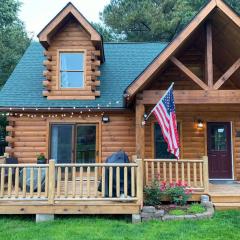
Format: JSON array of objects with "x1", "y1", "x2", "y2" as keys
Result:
[{"x1": 125, "y1": 0, "x2": 240, "y2": 99}]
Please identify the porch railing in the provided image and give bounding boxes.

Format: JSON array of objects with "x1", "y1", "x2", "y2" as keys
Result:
[
  {"x1": 0, "y1": 159, "x2": 143, "y2": 205},
  {"x1": 143, "y1": 156, "x2": 209, "y2": 193}
]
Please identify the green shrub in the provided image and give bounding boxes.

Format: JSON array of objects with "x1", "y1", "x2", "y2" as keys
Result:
[
  {"x1": 161, "y1": 181, "x2": 192, "y2": 206},
  {"x1": 187, "y1": 203, "x2": 205, "y2": 214},
  {"x1": 169, "y1": 209, "x2": 185, "y2": 216},
  {"x1": 143, "y1": 180, "x2": 162, "y2": 206}
]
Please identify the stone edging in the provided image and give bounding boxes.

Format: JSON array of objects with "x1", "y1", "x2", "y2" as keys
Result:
[{"x1": 141, "y1": 201, "x2": 214, "y2": 222}]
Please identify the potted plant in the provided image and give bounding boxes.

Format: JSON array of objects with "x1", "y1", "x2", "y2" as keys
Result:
[{"x1": 37, "y1": 153, "x2": 46, "y2": 164}]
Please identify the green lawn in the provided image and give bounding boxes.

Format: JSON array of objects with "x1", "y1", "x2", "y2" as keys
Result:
[{"x1": 0, "y1": 211, "x2": 239, "y2": 240}]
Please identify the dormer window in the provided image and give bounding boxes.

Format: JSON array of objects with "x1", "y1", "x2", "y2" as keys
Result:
[{"x1": 59, "y1": 51, "x2": 85, "y2": 88}]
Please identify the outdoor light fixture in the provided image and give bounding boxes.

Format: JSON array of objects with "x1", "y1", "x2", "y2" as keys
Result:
[
  {"x1": 102, "y1": 115, "x2": 110, "y2": 123},
  {"x1": 197, "y1": 119, "x2": 204, "y2": 129}
]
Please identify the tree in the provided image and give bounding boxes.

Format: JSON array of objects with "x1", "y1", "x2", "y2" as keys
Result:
[
  {"x1": 100, "y1": 0, "x2": 240, "y2": 42},
  {"x1": 0, "y1": 0, "x2": 30, "y2": 87}
]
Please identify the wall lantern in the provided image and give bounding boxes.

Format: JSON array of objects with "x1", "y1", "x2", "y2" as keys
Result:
[
  {"x1": 197, "y1": 119, "x2": 204, "y2": 129},
  {"x1": 102, "y1": 115, "x2": 110, "y2": 123}
]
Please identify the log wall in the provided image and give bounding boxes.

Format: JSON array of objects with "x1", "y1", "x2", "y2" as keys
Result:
[{"x1": 5, "y1": 112, "x2": 135, "y2": 164}]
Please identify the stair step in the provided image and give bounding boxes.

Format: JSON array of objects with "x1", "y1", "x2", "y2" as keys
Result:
[
  {"x1": 210, "y1": 195, "x2": 240, "y2": 203},
  {"x1": 214, "y1": 202, "x2": 240, "y2": 210}
]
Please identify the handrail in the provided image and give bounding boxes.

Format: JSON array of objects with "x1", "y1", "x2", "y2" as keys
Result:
[
  {"x1": 0, "y1": 159, "x2": 143, "y2": 204},
  {"x1": 143, "y1": 156, "x2": 209, "y2": 193}
]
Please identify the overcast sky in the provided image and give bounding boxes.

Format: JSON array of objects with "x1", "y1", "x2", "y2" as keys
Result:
[{"x1": 19, "y1": 0, "x2": 110, "y2": 37}]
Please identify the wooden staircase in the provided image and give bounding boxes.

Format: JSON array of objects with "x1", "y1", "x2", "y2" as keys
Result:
[{"x1": 209, "y1": 183, "x2": 240, "y2": 210}]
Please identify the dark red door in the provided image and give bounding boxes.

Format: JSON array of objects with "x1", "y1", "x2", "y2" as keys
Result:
[{"x1": 207, "y1": 122, "x2": 232, "y2": 179}]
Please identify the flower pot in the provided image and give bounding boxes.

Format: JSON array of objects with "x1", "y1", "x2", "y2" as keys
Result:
[{"x1": 37, "y1": 158, "x2": 46, "y2": 164}]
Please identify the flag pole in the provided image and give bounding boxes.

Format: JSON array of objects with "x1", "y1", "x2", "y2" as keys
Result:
[{"x1": 144, "y1": 82, "x2": 174, "y2": 121}]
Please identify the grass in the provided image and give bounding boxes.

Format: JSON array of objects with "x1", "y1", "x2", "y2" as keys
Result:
[
  {"x1": 169, "y1": 209, "x2": 186, "y2": 215},
  {"x1": 0, "y1": 211, "x2": 239, "y2": 240},
  {"x1": 168, "y1": 203, "x2": 206, "y2": 215}
]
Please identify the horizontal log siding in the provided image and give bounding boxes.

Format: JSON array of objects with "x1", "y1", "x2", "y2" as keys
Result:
[
  {"x1": 145, "y1": 105, "x2": 240, "y2": 181},
  {"x1": 6, "y1": 112, "x2": 136, "y2": 164}
]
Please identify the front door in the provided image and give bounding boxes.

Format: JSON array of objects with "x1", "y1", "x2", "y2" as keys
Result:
[
  {"x1": 50, "y1": 123, "x2": 98, "y2": 164},
  {"x1": 207, "y1": 122, "x2": 232, "y2": 179}
]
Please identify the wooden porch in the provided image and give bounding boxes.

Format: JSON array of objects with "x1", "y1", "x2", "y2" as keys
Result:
[{"x1": 0, "y1": 156, "x2": 239, "y2": 214}]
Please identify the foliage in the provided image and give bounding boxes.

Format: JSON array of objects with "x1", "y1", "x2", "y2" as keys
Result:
[
  {"x1": 161, "y1": 180, "x2": 192, "y2": 205},
  {"x1": 100, "y1": 0, "x2": 240, "y2": 42},
  {"x1": 0, "y1": 115, "x2": 7, "y2": 143},
  {"x1": 187, "y1": 203, "x2": 206, "y2": 214},
  {"x1": 36, "y1": 153, "x2": 46, "y2": 161},
  {"x1": 0, "y1": 0, "x2": 31, "y2": 87},
  {"x1": 0, "y1": 211, "x2": 239, "y2": 239},
  {"x1": 169, "y1": 209, "x2": 185, "y2": 215},
  {"x1": 144, "y1": 180, "x2": 162, "y2": 206}
]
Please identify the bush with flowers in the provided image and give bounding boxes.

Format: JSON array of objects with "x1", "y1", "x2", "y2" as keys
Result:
[
  {"x1": 144, "y1": 180, "x2": 192, "y2": 206},
  {"x1": 161, "y1": 180, "x2": 193, "y2": 206}
]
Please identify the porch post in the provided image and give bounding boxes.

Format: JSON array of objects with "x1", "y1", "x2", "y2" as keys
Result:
[
  {"x1": 135, "y1": 103, "x2": 145, "y2": 159},
  {"x1": 48, "y1": 159, "x2": 55, "y2": 204},
  {"x1": 203, "y1": 156, "x2": 209, "y2": 193}
]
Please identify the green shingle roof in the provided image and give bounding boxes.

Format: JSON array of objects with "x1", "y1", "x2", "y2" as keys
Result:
[{"x1": 0, "y1": 41, "x2": 167, "y2": 109}]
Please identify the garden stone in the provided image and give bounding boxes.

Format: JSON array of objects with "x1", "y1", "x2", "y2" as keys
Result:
[
  {"x1": 142, "y1": 206, "x2": 156, "y2": 213},
  {"x1": 201, "y1": 195, "x2": 210, "y2": 204},
  {"x1": 202, "y1": 201, "x2": 213, "y2": 208},
  {"x1": 141, "y1": 216, "x2": 154, "y2": 222},
  {"x1": 36, "y1": 214, "x2": 54, "y2": 223},
  {"x1": 132, "y1": 214, "x2": 141, "y2": 224},
  {"x1": 154, "y1": 210, "x2": 165, "y2": 218},
  {"x1": 162, "y1": 215, "x2": 184, "y2": 221},
  {"x1": 141, "y1": 212, "x2": 154, "y2": 218},
  {"x1": 184, "y1": 215, "x2": 196, "y2": 220}
]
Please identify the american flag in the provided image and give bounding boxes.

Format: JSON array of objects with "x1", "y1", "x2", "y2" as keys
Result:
[{"x1": 151, "y1": 84, "x2": 180, "y2": 159}]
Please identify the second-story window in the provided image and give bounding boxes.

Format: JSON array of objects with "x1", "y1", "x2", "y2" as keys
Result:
[{"x1": 60, "y1": 52, "x2": 84, "y2": 88}]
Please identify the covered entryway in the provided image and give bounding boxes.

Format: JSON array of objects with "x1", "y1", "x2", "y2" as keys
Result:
[{"x1": 207, "y1": 122, "x2": 232, "y2": 179}]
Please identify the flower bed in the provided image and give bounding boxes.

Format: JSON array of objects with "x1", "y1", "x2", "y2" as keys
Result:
[{"x1": 142, "y1": 180, "x2": 214, "y2": 222}]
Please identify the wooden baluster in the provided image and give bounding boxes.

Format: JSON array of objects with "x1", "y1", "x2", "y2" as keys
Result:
[
  {"x1": 30, "y1": 167, "x2": 34, "y2": 198},
  {"x1": 79, "y1": 167, "x2": 83, "y2": 197},
  {"x1": 72, "y1": 167, "x2": 76, "y2": 198},
  {"x1": 145, "y1": 162, "x2": 148, "y2": 185},
  {"x1": 169, "y1": 162, "x2": 172, "y2": 183},
  {"x1": 102, "y1": 167, "x2": 105, "y2": 197},
  {"x1": 87, "y1": 166, "x2": 90, "y2": 198},
  {"x1": 193, "y1": 162, "x2": 197, "y2": 187},
  {"x1": 200, "y1": 162, "x2": 203, "y2": 187},
  {"x1": 8, "y1": 168, "x2": 12, "y2": 198},
  {"x1": 187, "y1": 162, "x2": 191, "y2": 186},
  {"x1": 181, "y1": 162, "x2": 185, "y2": 182},
  {"x1": 37, "y1": 167, "x2": 41, "y2": 198},
  {"x1": 45, "y1": 167, "x2": 49, "y2": 198},
  {"x1": 15, "y1": 167, "x2": 19, "y2": 198},
  {"x1": 22, "y1": 167, "x2": 26, "y2": 198},
  {"x1": 57, "y1": 167, "x2": 61, "y2": 198},
  {"x1": 64, "y1": 167, "x2": 68, "y2": 198},
  {"x1": 163, "y1": 162, "x2": 167, "y2": 181},
  {"x1": 175, "y1": 162, "x2": 179, "y2": 182},
  {"x1": 151, "y1": 161, "x2": 154, "y2": 182},
  {"x1": 124, "y1": 167, "x2": 128, "y2": 197},
  {"x1": 109, "y1": 167, "x2": 113, "y2": 198},
  {"x1": 94, "y1": 167, "x2": 98, "y2": 198},
  {"x1": 157, "y1": 162, "x2": 160, "y2": 181},
  {"x1": 131, "y1": 167, "x2": 135, "y2": 197},
  {"x1": 116, "y1": 167, "x2": 120, "y2": 198},
  {"x1": 0, "y1": 167, "x2": 4, "y2": 198},
  {"x1": 203, "y1": 156, "x2": 209, "y2": 193}
]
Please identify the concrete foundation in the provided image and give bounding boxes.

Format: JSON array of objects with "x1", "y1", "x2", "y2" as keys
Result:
[
  {"x1": 132, "y1": 214, "x2": 141, "y2": 224},
  {"x1": 36, "y1": 214, "x2": 54, "y2": 223}
]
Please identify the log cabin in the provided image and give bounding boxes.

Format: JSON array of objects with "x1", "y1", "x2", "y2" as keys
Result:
[{"x1": 0, "y1": 0, "x2": 239, "y2": 217}]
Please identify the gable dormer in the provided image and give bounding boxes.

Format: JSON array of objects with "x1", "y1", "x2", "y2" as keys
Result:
[{"x1": 38, "y1": 2, "x2": 104, "y2": 100}]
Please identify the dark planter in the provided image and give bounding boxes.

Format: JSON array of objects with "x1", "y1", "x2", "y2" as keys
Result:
[{"x1": 37, "y1": 158, "x2": 46, "y2": 164}]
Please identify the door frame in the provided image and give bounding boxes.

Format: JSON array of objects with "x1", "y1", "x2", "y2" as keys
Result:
[
  {"x1": 206, "y1": 121, "x2": 234, "y2": 181},
  {"x1": 47, "y1": 119, "x2": 102, "y2": 164}
]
